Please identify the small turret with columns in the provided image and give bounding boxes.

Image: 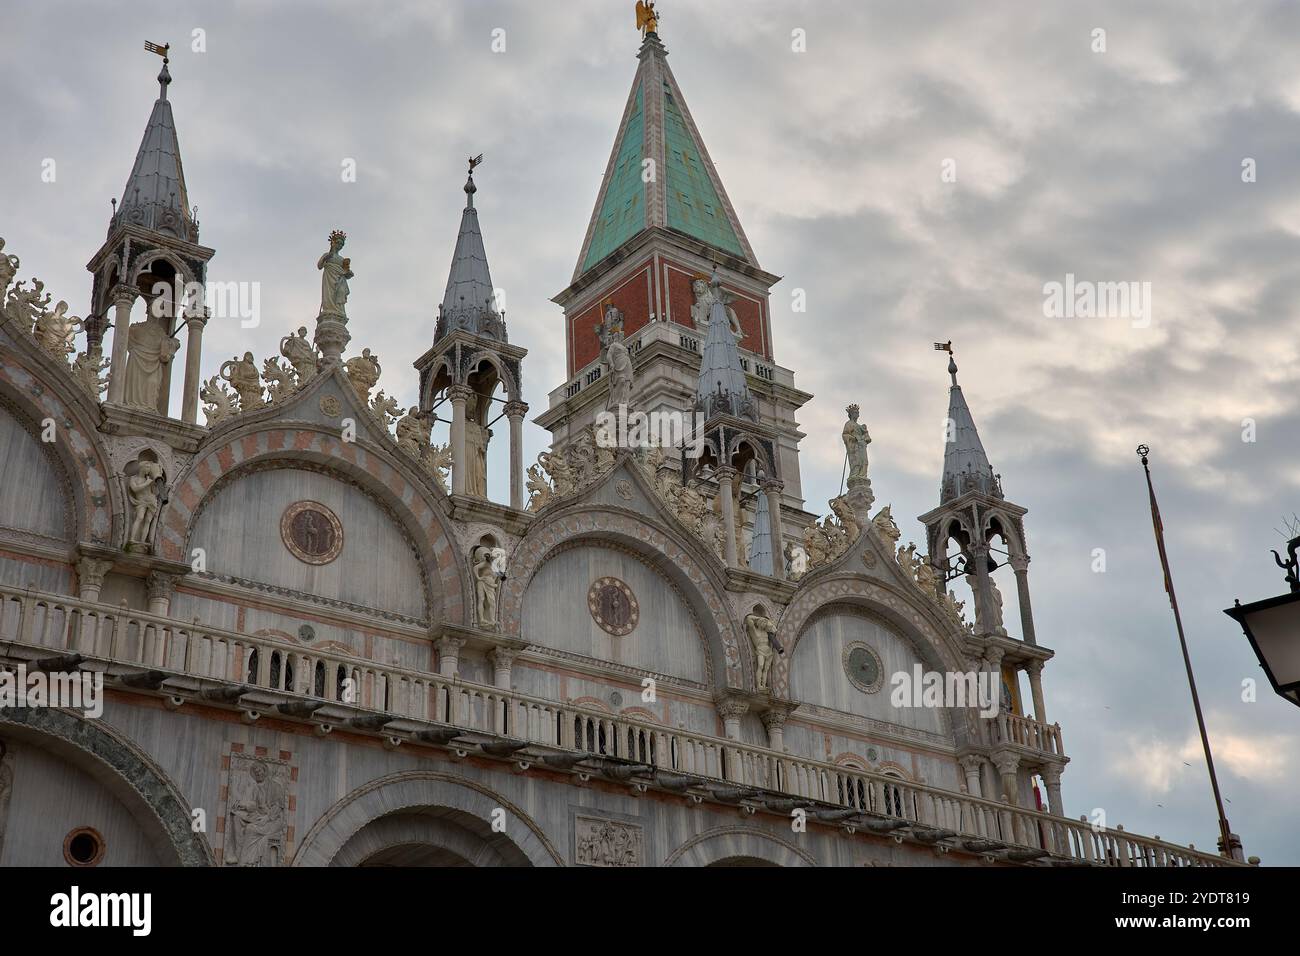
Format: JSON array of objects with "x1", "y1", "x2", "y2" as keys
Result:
[
  {"x1": 413, "y1": 157, "x2": 529, "y2": 508},
  {"x1": 86, "y1": 41, "x2": 215, "y2": 423},
  {"x1": 918, "y1": 344, "x2": 1037, "y2": 645}
]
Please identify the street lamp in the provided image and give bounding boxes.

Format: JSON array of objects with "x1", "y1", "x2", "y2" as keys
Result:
[{"x1": 1224, "y1": 536, "x2": 1300, "y2": 708}]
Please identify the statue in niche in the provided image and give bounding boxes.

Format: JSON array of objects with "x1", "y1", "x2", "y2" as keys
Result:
[
  {"x1": 966, "y1": 572, "x2": 1007, "y2": 635},
  {"x1": 126, "y1": 460, "x2": 166, "y2": 549},
  {"x1": 690, "y1": 276, "x2": 744, "y2": 341},
  {"x1": 122, "y1": 318, "x2": 179, "y2": 409},
  {"x1": 280, "y1": 326, "x2": 319, "y2": 382},
  {"x1": 317, "y1": 229, "x2": 352, "y2": 319},
  {"x1": 220, "y1": 352, "x2": 265, "y2": 411},
  {"x1": 843, "y1": 404, "x2": 871, "y2": 485},
  {"x1": 464, "y1": 418, "x2": 490, "y2": 497},
  {"x1": 744, "y1": 608, "x2": 780, "y2": 691},
  {"x1": 33, "y1": 300, "x2": 82, "y2": 360},
  {"x1": 344, "y1": 348, "x2": 381, "y2": 402},
  {"x1": 225, "y1": 759, "x2": 287, "y2": 867},
  {"x1": 472, "y1": 544, "x2": 501, "y2": 627}
]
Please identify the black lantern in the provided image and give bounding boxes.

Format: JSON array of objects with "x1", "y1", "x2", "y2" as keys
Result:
[{"x1": 1224, "y1": 536, "x2": 1300, "y2": 708}]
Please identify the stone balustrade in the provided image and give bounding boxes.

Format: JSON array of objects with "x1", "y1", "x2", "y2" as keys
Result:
[
  {"x1": 986, "y1": 711, "x2": 1064, "y2": 758},
  {"x1": 0, "y1": 583, "x2": 1239, "y2": 867}
]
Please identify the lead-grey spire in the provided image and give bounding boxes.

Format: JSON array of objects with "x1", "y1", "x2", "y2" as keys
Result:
[
  {"x1": 941, "y1": 353, "x2": 1000, "y2": 501},
  {"x1": 436, "y1": 157, "x2": 505, "y2": 342},
  {"x1": 695, "y1": 267, "x2": 754, "y2": 420},
  {"x1": 111, "y1": 51, "x2": 197, "y2": 242}
]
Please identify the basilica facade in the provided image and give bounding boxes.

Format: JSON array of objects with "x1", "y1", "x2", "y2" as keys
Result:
[{"x1": 0, "y1": 25, "x2": 1237, "y2": 868}]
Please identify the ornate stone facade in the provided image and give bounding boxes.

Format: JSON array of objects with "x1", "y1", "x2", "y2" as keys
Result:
[{"x1": 0, "y1": 20, "x2": 1228, "y2": 873}]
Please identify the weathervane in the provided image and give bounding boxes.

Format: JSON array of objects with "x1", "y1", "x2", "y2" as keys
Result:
[
  {"x1": 144, "y1": 40, "x2": 170, "y2": 62},
  {"x1": 468, "y1": 153, "x2": 484, "y2": 174}
]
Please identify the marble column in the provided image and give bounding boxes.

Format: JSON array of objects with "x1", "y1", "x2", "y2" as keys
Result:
[
  {"x1": 958, "y1": 755, "x2": 984, "y2": 798},
  {"x1": 436, "y1": 635, "x2": 466, "y2": 678},
  {"x1": 106, "y1": 287, "x2": 137, "y2": 405},
  {"x1": 146, "y1": 571, "x2": 177, "y2": 617},
  {"x1": 762, "y1": 479, "x2": 786, "y2": 580},
  {"x1": 991, "y1": 750, "x2": 1020, "y2": 805},
  {"x1": 716, "y1": 697, "x2": 748, "y2": 741},
  {"x1": 1025, "y1": 658, "x2": 1047, "y2": 725},
  {"x1": 489, "y1": 647, "x2": 517, "y2": 690},
  {"x1": 76, "y1": 557, "x2": 113, "y2": 603},
  {"x1": 760, "y1": 709, "x2": 789, "y2": 752},
  {"x1": 717, "y1": 466, "x2": 738, "y2": 568},
  {"x1": 970, "y1": 543, "x2": 996, "y2": 636},
  {"x1": 505, "y1": 400, "x2": 528, "y2": 511},
  {"x1": 1010, "y1": 553, "x2": 1037, "y2": 645},
  {"x1": 449, "y1": 386, "x2": 471, "y2": 497},
  {"x1": 180, "y1": 308, "x2": 209, "y2": 425},
  {"x1": 1041, "y1": 765, "x2": 1064, "y2": 817}
]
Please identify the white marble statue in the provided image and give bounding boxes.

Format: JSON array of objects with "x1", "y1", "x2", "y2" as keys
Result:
[
  {"x1": 280, "y1": 326, "x2": 319, "y2": 382},
  {"x1": 122, "y1": 319, "x2": 179, "y2": 409},
  {"x1": 690, "y1": 276, "x2": 743, "y2": 341},
  {"x1": 784, "y1": 541, "x2": 808, "y2": 579},
  {"x1": 472, "y1": 544, "x2": 500, "y2": 627},
  {"x1": 126, "y1": 460, "x2": 165, "y2": 548},
  {"x1": 344, "y1": 348, "x2": 381, "y2": 402},
  {"x1": 220, "y1": 352, "x2": 265, "y2": 411},
  {"x1": 843, "y1": 403, "x2": 871, "y2": 485},
  {"x1": 33, "y1": 300, "x2": 82, "y2": 360},
  {"x1": 464, "y1": 419, "x2": 489, "y2": 497},
  {"x1": 744, "y1": 609, "x2": 779, "y2": 690},
  {"x1": 603, "y1": 331, "x2": 633, "y2": 411},
  {"x1": 0, "y1": 238, "x2": 17, "y2": 291},
  {"x1": 317, "y1": 230, "x2": 352, "y2": 318},
  {"x1": 966, "y1": 571, "x2": 1007, "y2": 635}
]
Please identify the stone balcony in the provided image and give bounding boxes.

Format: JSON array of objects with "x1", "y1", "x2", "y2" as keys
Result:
[
  {"x1": 0, "y1": 583, "x2": 1241, "y2": 868},
  {"x1": 545, "y1": 318, "x2": 792, "y2": 410}
]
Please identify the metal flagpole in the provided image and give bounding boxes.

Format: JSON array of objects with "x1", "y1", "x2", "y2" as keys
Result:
[{"x1": 1136, "y1": 444, "x2": 1240, "y2": 860}]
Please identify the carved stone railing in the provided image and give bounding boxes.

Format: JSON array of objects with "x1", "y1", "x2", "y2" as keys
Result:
[
  {"x1": 0, "y1": 583, "x2": 1239, "y2": 867},
  {"x1": 986, "y1": 712, "x2": 1064, "y2": 759}
]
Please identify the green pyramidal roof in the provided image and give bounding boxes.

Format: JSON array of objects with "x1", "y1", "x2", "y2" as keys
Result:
[{"x1": 575, "y1": 33, "x2": 756, "y2": 280}]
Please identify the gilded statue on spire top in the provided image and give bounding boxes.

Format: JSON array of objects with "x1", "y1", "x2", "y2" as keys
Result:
[{"x1": 635, "y1": 1, "x2": 659, "y2": 36}]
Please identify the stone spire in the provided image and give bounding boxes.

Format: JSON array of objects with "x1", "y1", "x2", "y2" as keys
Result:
[
  {"x1": 572, "y1": 27, "x2": 758, "y2": 281},
  {"x1": 941, "y1": 354, "x2": 999, "y2": 502},
  {"x1": 112, "y1": 53, "x2": 198, "y2": 243},
  {"x1": 695, "y1": 268, "x2": 754, "y2": 420},
  {"x1": 436, "y1": 158, "x2": 505, "y2": 342}
]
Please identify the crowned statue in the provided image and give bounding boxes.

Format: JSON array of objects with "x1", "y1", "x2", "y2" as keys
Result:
[{"x1": 317, "y1": 229, "x2": 353, "y2": 319}]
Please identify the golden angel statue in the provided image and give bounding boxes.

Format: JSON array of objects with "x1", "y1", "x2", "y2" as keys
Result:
[{"x1": 635, "y1": 1, "x2": 659, "y2": 36}]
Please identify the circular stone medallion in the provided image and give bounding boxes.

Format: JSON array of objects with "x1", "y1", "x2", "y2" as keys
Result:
[
  {"x1": 319, "y1": 395, "x2": 342, "y2": 418},
  {"x1": 280, "y1": 500, "x2": 344, "y2": 565},
  {"x1": 843, "y1": 641, "x2": 884, "y2": 694},
  {"x1": 588, "y1": 576, "x2": 639, "y2": 637}
]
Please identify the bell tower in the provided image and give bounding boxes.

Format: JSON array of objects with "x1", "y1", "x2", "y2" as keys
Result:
[
  {"x1": 86, "y1": 42, "x2": 214, "y2": 424},
  {"x1": 535, "y1": 21, "x2": 813, "y2": 531}
]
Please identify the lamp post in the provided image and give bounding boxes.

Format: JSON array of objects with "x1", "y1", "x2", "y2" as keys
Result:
[{"x1": 1224, "y1": 535, "x2": 1300, "y2": 709}]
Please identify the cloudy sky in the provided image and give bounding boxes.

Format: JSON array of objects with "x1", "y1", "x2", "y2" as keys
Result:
[{"x1": 4, "y1": 0, "x2": 1299, "y2": 863}]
